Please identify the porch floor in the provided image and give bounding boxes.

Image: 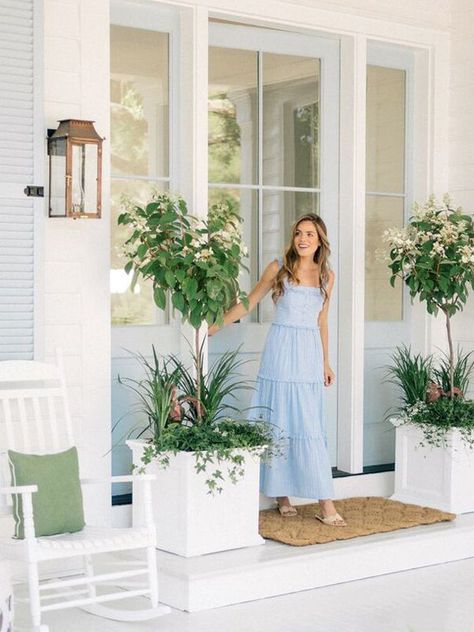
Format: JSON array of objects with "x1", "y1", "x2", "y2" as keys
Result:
[
  {"x1": 153, "y1": 509, "x2": 474, "y2": 612},
  {"x1": 14, "y1": 545, "x2": 474, "y2": 632}
]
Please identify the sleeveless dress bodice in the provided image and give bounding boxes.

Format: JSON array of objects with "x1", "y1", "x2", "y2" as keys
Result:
[{"x1": 273, "y1": 279, "x2": 324, "y2": 329}]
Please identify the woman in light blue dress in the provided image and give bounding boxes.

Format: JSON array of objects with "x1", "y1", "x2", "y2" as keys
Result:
[{"x1": 209, "y1": 213, "x2": 346, "y2": 527}]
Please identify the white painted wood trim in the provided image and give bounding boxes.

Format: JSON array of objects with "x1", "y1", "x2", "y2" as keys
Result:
[
  {"x1": 158, "y1": 0, "x2": 448, "y2": 45},
  {"x1": 33, "y1": 0, "x2": 45, "y2": 361},
  {"x1": 178, "y1": 6, "x2": 209, "y2": 369},
  {"x1": 337, "y1": 34, "x2": 366, "y2": 473},
  {"x1": 427, "y1": 34, "x2": 450, "y2": 354}
]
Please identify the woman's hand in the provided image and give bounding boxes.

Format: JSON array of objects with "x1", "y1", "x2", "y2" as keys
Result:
[
  {"x1": 207, "y1": 324, "x2": 220, "y2": 337},
  {"x1": 324, "y1": 363, "x2": 335, "y2": 387}
]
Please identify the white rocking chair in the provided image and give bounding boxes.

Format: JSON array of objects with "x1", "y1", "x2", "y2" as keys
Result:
[{"x1": 0, "y1": 358, "x2": 170, "y2": 631}]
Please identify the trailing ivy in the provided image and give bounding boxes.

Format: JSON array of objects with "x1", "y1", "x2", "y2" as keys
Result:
[{"x1": 389, "y1": 398, "x2": 474, "y2": 450}]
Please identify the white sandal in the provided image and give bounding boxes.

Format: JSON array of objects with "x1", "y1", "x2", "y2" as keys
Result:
[
  {"x1": 276, "y1": 502, "x2": 298, "y2": 517},
  {"x1": 315, "y1": 512, "x2": 347, "y2": 526}
]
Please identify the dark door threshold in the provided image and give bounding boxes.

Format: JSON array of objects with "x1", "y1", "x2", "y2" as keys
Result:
[
  {"x1": 332, "y1": 463, "x2": 395, "y2": 478},
  {"x1": 112, "y1": 464, "x2": 395, "y2": 506}
]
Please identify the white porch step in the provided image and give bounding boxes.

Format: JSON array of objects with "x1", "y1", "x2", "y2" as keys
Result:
[{"x1": 156, "y1": 510, "x2": 474, "y2": 612}]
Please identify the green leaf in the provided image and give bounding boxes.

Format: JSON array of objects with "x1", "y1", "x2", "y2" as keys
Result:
[
  {"x1": 190, "y1": 308, "x2": 202, "y2": 329},
  {"x1": 159, "y1": 210, "x2": 178, "y2": 224},
  {"x1": 124, "y1": 260, "x2": 133, "y2": 275},
  {"x1": 165, "y1": 270, "x2": 175, "y2": 287},
  {"x1": 148, "y1": 214, "x2": 161, "y2": 227},
  {"x1": 188, "y1": 277, "x2": 198, "y2": 299},
  {"x1": 146, "y1": 202, "x2": 160, "y2": 213},
  {"x1": 176, "y1": 269, "x2": 186, "y2": 284},
  {"x1": 137, "y1": 244, "x2": 147, "y2": 259},
  {"x1": 172, "y1": 292, "x2": 185, "y2": 312},
  {"x1": 154, "y1": 286, "x2": 166, "y2": 310}
]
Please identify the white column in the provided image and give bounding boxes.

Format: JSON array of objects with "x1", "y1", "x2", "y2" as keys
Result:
[
  {"x1": 177, "y1": 6, "x2": 209, "y2": 371},
  {"x1": 337, "y1": 34, "x2": 366, "y2": 473}
]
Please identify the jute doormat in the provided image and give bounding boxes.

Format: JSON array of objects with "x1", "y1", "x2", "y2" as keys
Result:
[{"x1": 258, "y1": 496, "x2": 456, "y2": 546}]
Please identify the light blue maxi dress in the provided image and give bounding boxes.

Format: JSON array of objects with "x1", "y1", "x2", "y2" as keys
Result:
[{"x1": 249, "y1": 258, "x2": 335, "y2": 500}]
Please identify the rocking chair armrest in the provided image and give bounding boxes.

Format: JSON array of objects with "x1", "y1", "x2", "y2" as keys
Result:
[
  {"x1": 0, "y1": 484, "x2": 38, "y2": 495},
  {"x1": 80, "y1": 474, "x2": 156, "y2": 486}
]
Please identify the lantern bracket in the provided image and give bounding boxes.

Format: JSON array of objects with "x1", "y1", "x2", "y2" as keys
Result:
[{"x1": 24, "y1": 186, "x2": 44, "y2": 198}]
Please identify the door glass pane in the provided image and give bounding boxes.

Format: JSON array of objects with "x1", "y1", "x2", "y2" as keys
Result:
[
  {"x1": 365, "y1": 195, "x2": 404, "y2": 321},
  {"x1": 365, "y1": 64, "x2": 406, "y2": 322},
  {"x1": 111, "y1": 179, "x2": 169, "y2": 326},
  {"x1": 208, "y1": 47, "x2": 258, "y2": 185},
  {"x1": 110, "y1": 23, "x2": 170, "y2": 327},
  {"x1": 110, "y1": 25, "x2": 169, "y2": 178},
  {"x1": 209, "y1": 188, "x2": 258, "y2": 322},
  {"x1": 366, "y1": 65, "x2": 405, "y2": 194},
  {"x1": 263, "y1": 53, "x2": 320, "y2": 188},
  {"x1": 364, "y1": 58, "x2": 409, "y2": 469}
]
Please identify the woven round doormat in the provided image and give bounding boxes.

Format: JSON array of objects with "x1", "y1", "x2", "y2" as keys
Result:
[{"x1": 258, "y1": 496, "x2": 456, "y2": 545}]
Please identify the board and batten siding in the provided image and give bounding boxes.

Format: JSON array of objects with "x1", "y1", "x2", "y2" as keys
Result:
[{"x1": 0, "y1": 0, "x2": 41, "y2": 360}]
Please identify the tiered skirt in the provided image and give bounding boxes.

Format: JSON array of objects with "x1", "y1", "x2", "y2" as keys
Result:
[{"x1": 249, "y1": 323, "x2": 335, "y2": 500}]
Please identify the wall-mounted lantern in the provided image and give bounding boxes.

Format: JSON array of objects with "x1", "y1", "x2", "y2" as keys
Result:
[{"x1": 48, "y1": 119, "x2": 103, "y2": 219}]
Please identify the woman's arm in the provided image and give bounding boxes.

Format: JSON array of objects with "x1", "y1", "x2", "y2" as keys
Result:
[
  {"x1": 318, "y1": 270, "x2": 335, "y2": 367},
  {"x1": 209, "y1": 260, "x2": 279, "y2": 335}
]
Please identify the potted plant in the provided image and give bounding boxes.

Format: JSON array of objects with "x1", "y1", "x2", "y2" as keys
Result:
[
  {"x1": 380, "y1": 194, "x2": 474, "y2": 512},
  {"x1": 117, "y1": 191, "x2": 279, "y2": 556}
]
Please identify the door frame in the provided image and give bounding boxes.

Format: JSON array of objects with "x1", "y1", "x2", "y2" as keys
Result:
[{"x1": 208, "y1": 21, "x2": 341, "y2": 465}]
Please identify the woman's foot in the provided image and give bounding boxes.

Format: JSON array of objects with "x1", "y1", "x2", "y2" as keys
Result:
[
  {"x1": 276, "y1": 496, "x2": 297, "y2": 517},
  {"x1": 315, "y1": 498, "x2": 346, "y2": 526}
]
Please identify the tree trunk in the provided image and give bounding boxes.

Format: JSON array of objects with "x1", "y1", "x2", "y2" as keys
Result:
[
  {"x1": 445, "y1": 309, "x2": 455, "y2": 398},
  {"x1": 195, "y1": 326, "x2": 202, "y2": 423}
]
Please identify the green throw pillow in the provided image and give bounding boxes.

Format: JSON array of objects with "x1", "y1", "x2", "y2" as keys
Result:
[{"x1": 8, "y1": 446, "x2": 85, "y2": 539}]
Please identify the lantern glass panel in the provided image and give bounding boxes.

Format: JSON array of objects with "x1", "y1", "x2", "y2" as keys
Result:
[
  {"x1": 49, "y1": 138, "x2": 66, "y2": 217},
  {"x1": 71, "y1": 143, "x2": 98, "y2": 215}
]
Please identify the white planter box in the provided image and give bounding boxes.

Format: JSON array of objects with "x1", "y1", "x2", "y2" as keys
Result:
[
  {"x1": 391, "y1": 424, "x2": 474, "y2": 513},
  {"x1": 127, "y1": 440, "x2": 265, "y2": 557},
  {"x1": 0, "y1": 558, "x2": 13, "y2": 632}
]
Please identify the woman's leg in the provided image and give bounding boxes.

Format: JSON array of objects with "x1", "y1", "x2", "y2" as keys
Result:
[
  {"x1": 276, "y1": 496, "x2": 297, "y2": 516},
  {"x1": 317, "y1": 498, "x2": 346, "y2": 526}
]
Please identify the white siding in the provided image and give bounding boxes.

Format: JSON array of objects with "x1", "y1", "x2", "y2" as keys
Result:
[
  {"x1": 43, "y1": 0, "x2": 111, "y2": 525},
  {"x1": 0, "y1": 0, "x2": 35, "y2": 360},
  {"x1": 449, "y1": 0, "x2": 474, "y2": 399}
]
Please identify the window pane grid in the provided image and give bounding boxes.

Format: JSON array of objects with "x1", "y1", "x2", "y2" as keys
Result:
[
  {"x1": 209, "y1": 45, "x2": 321, "y2": 323},
  {"x1": 365, "y1": 64, "x2": 406, "y2": 323},
  {"x1": 111, "y1": 174, "x2": 170, "y2": 183},
  {"x1": 110, "y1": 25, "x2": 171, "y2": 327}
]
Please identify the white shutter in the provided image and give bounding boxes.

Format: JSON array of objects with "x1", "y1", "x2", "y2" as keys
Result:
[{"x1": 0, "y1": 0, "x2": 38, "y2": 360}]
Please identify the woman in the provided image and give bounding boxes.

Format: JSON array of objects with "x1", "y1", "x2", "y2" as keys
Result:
[{"x1": 208, "y1": 213, "x2": 346, "y2": 527}]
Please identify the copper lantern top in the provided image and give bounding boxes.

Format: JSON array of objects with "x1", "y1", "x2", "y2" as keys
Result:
[{"x1": 49, "y1": 119, "x2": 103, "y2": 143}]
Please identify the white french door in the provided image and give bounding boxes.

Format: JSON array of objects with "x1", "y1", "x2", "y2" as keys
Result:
[
  {"x1": 110, "y1": 1, "x2": 180, "y2": 491},
  {"x1": 208, "y1": 23, "x2": 340, "y2": 465},
  {"x1": 363, "y1": 43, "x2": 415, "y2": 467}
]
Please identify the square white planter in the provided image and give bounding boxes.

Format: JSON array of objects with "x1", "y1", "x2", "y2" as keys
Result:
[
  {"x1": 391, "y1": 424, "x2": 474, "y2": 513},
  {"x1": 127, "y1": 440, "x2": 265, "y2": 557},
  {"x1": 0, "y1": 559, "x2": 13, "y2": 632}
]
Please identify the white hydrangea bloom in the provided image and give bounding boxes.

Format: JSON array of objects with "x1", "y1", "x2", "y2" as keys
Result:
[
  {"x1": 459, "y1": 244, "x2": 474, "y2": 264},
  {"x1": 430, "y1": 241, "x2": 446, "y2": 257}
]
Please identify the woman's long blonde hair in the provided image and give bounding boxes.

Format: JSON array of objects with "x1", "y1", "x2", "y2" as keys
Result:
[{"x1": 272, "y1": 213, "x2": 332, "y2": 303}]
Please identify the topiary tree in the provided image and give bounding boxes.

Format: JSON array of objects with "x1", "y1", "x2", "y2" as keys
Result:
[
  {"x1": 381, "y1": 194, "x2": 474, "y2": 399},
  {"x1": 118, "y1": 191, "x2": 249, "y2": 421}
]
